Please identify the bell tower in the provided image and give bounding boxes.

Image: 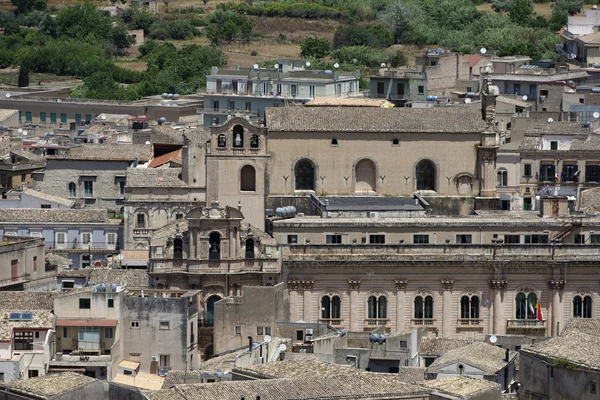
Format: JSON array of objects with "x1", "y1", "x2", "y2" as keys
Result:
[{"x1": 479, "y1": 74, "x2": 500, "y2": 198}]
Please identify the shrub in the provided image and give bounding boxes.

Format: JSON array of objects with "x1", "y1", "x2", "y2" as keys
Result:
[
  {"x1": 300, "y1": 37, "x2": 330, "y2": 59},
  {"x1": 330, "y1": 46, "x2": 390, "y2": 68}
]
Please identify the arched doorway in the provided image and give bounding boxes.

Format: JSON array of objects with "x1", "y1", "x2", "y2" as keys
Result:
[
  {"x1": 240, "y1": 165, "x2": 256, "y2": 191},
  {"x1": 206, "y1": 295, "x2": 221, "y2": 326},
  {"x1": 416, "y1": 160, "x2": 436, "y2": 191},
  {"x1": 355, "y1": 159, "x2": 376, "y2": 193},
  {"x1": 294, "y1": 159, "x2": 315, "y2": 190}
]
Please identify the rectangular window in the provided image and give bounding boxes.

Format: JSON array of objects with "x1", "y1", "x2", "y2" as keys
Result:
[
  {"x1": 81, "y1": 254, "x2": 91, "y2": 268},
  {"x1": 50, "y1": 113, "x2": 56, "y2": 123},
  {"x1": 400, "y1": 340, "x2": 407, "y2": 349},
  {"x1": 418, "y1": 86, "x2": 425, "y2": 95},
  {"x1": 25, "y1": 111, "x2": 32, "y2": 123},
  {"x1": 160, "y1": 321, "x2": 170, "y2": 330},
  {"x1": 550, "y1": 141, "x2": 558, "y2": 150},
  {"x1": 591, "y1": 382, "x2": 597, "y2": 394},
  {"x1": 525, "y1": 234, "x2": 549, "y2": 244},
  {"x1": 136, "y1": 214, "x2": 145, "y2": 228},
  {"x1": 62, "y1": 281, "x2": 74, "y2": 289},
  {"x1": 245, "y1": 101, "x2": 251, "y2": 112},
  {"x1": 228, "y1": 100, "x2": 235, "y2": 110},
  {"x1": 159, "y1": 355, "x2": 170, "y2": 369},
  {"x1": 290, "y1": 84, "x2": 297, "y2": 97},
  {"x1": 119, "y1": 181, "x2": 125, "y2": 197},
  {"x1": 232, "y1": 80, "x2": 238, "y2": 94},
  {"x1": 540, "y1": 89, "x2": 548, "y2": 96},
  {"x1": 504, "y1": 234, "x2": 521, "y2": 244},
  {"x1": 75, "y1": 114, "x2": 81, "y2": 123},
  {"x1": 369, "y1": 234, "x2": 385, "y2": 244},
  {"x1": 40, "y1": 112, "x2": 46, "y2": 123},
  {"x1": 33, "y1": 256, "x2": 37, "y2": 272},
  {"x1": 79, "y1": 298, "x2": 91, "y2": 309},
  {"x1": 413, "y1": 234, "x2": 429, "y2": 244},
  {"x1": 287, "y1": 235, "x2": 298, "y2": 244},
  {"x1": 105, "y1": 327, "x2": 114, "y2": 339},
  {"x1": 235, "y1": 326, "x2": 241, "y2": 335},
  {"x1": 591, "y1": 234, "x2": 600, "y2": 244},
  {"x1": 326, "y1": 234, "x2": 342, "y2": 244},
  {"x1": 130, "y1": 321, "x2": 140, "y2": 329},
  {"x1": 55, "y1": 232, "x2": 67, "y2": 249},
  {"x1": 80, "y1": 232, "x2": 91, "y2": 245},
  {"x1": 276, "y1": 83, "x2": 282, "y2": 95},
  {"x1": 83, "y1": 180, "x2": 93, "y2": 197},
  {"x1": 63, "y1": 327, "x2": 69, "y2": 338},
  {"x1": 176, "y1": 213, "x2": 184, "y2": 220},
  {"x1": 60, "y1": 113, "x2": 67, "y2": 123},
  {"x1": 85, "y1": 114, "x2": 92, "y2": 123},
  {"x1": 524, "y1": 163, "x2": 532, "y2": 177},
  {"x1": 296, "y1": 330, "x2": 304, "y2": 341},
  {"x1": 41, "y1": 204, "x2": 51, "y2": 209},
  {"x1": 575, "y1": 234, "x2": 585, "y2": 244},
  {"x1": 265, "y1": 327, "x2": 271, "y2": 336},
  {"x1": 309, "y1": 85, "x2": 315, "y2": 97},
  {"x1": 513, "y1": 83, "x2": 521, "y2": 95},
  {"x1": 540, "y1": 163, "x2": 556, "y2": 181},
  {"x1": 257, "y1": 326, "x2": 263, "y2": 335},
  {"x1": 212, "y1": 100, "x2": 220, "y2": 111},
  {"x1": 106, "y1": 233, "x2": 117, "y2": 250},
  {"x1": 108, "y1": 298, "x2": 114, "y2": 308},
  {"x1": 456, "y1": 234, "x2": 472, "y2": 244},
  {"x1": 14, "y1": 331, "x2": 33, "y2": 350}
]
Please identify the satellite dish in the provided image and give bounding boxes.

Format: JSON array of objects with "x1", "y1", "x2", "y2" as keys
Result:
[
  {"x1": 333, "y1": 63, "x2": 339, "y2": 69},
  {"x1": 253, "y1": 64, "x2": 259, "y2": 69},
  {"x1": 274, "y1": 64, "x2": 279, "y2": 69},
  {"x1": 17, "y1": 128, "x2": 22, "y2": 133},
  {"x1": 223, "y1": 370, "x2": 231, "y2": 375},
  {"x1": 305, "y1": 61, "x2": 311, "y2": 67},
  {"x1": 279, "y1": 344, "x2": 287, "y2": 352},
  {"x1": 5, "y1": 93, "x2": 10, "y2": 98},
  {"x1": 145, "y1": 141, "x2": 151, "y2": 145},
  {"x1": 264, "y1": 335, "x2": 272, "y2": 343},
  {"x1": 522, "y1": 95, "x2": 528, "y2": 101},
  {"x1": 548, "y1": 117, "x2": 554, "y2": 124},
  {"x1": 485, "y1": 66, "x2": 491, "y2": 72},
  {"x1": 490, "y1": 335, "x2": 498, "y2": 344},
  {"x1": 101, "y1": 114, "x2": 107, "y2": 120},
  {"x1": 381, "y1": 63, "x2": 386, "y2": 68},
  {"x1": 593, "y1": 112, "x2": 600, "y2": 119},
  {"x1": 465, "y1": 98, "x2": 472, "y2": 104},
  {"x1": 22, "y1": 130, "x2": 27, "y2": 136},
  {"x1": 480, "y1": 47, "x2": 487, "y2": 55}
]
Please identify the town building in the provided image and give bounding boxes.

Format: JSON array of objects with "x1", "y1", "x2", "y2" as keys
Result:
[
  {"x1": 0, "y1": 209, "x2": 123, "y2": 269},
  {"x1": 0, "y1": 236, "x2": 48, "y2": 290},
  {"x1": 369, "y1": 68, "x2": 428, "y2": 106},
  {"x1": 0, "y1": 148, "x2": 45, "y2": 196},
  {"x1": 201, "y1": 59, "x2": 362, "y2": 126},
  {"x1": 0, "y1": 372, "x2": 107, "y2": 400},
  {"x1": 560, "y1": 9, "x2": 600, "y2": 66},
  {"x1": 415, "y1": 50, "x2": 470, "y2": 95}
]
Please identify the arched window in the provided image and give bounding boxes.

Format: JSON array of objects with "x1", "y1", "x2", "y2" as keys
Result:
[
  {"x1": 208, "y1": 232, "x2": 220, "y2": 260},
  {"x1": 392, "y1": 138, "x2": 400, "y2": 146},
  {"x1": 574, "y1": 295, "x2": 593, "y2": 318},
  {"x1": 355, "y1": 159, "x2": 377, "y2": 193},
  {"x1": 217, "y1": 134, "x2": 226, "y2": 148},
  {"x1": 516, "y1": 291, "x2": 539, "y2": 320},
  {"x1": 497, "y1": 169, "x2": 508, "y2": 187},
  {"x1": 321, "y1": 295, "x2": 341, "y2": 320},
  {"x1": 295, "y1": 159, "x2": 315, "y2": 191},
  {"x1": 416, "y1": 160, "x2": 436, "y2": 191},
  {"x1": 460, "y1": 294, "x2": 480, "y2": 320},
  {"x1": 233, "y1": 125, "x2": 244, "y2": 148},
  {"x1": 240, "y1": 165, "x2": 256, "y2": 191},
  {"x1": 68, "y1": 182, "x2": 76, "y2": 198},
  {"x1": 367, "y1": 295, "x2": 387, "y2": 319},
  {"x1": 414, "y1": 294, "x2": 433, "y2": 320},
  {"x1": 331, "y1": 138, "x2": 338, "y2": 146},
  {"x1": 250, "y1": 134, "x2": 259, "y2": 148},
  {"x1": 245, "y1": 238, "x2": 255, "y2": 259},
  {"x1": 205, "y1": 295, "x2": 221, "y2": 326},
  {"x1": 173, "y1": 238, "x2": 183, "y2": 259}
]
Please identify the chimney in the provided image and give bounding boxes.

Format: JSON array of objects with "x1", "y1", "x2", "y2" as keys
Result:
[{"x1": 248, "y1": 336, "x2": 253, "y2": 352}]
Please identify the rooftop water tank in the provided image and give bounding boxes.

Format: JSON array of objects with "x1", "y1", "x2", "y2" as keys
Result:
[
  {"x1": 96, "y1": 283, "x2": 106, "y2": 292},
  {"x1": 172, "y1": 94, "x2": 180, "y2": 100},
  {"x1": 426, "y1": 95, "x2": 438, "y2": 101},
  {"x1": 158, "y1": 117, "x2": 167, "y2": 125}
]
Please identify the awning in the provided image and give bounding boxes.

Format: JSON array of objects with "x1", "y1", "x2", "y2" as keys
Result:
[
  {"x1": 119, "y1": 360, "x2": 140, "y2": 370},
  {"x1": 56, "y1": 319, "x2": 117, "y2": 327}
]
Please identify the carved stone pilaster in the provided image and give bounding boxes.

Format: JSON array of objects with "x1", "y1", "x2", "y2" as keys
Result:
[
  {"x1": 490, "y1": 279, "x2": 508, "y2": 290},
  {"x1": 301, "y1": 280, "x2": 314, "y2": 291},
  {"x1": 348, "y1": 280, "x2": 361, "y2": 291},
  {"x1": 548, "y1": 280, "x2": 566, "y2": 290},
  {"x1": 287, "y1": 280, "x2": 301, "y2": 291},
  {"x1": 441, "y1": 279, "x2": 454, "y2": 291},
  {"x1": 395, "y1": 280, "x2": 408, "y2": 290}
]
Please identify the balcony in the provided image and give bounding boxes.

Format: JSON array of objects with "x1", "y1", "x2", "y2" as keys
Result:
[
  {"x1": 364, "y1": 318, "x2": 391, "y2": 331},
  {"x1": 411, "y1": 318, "x2": 436, "y2": 326},
  {"x1": 47, "y1": 241, "x2": 118, "y2": 253},
  {"x1": 457, "y1": 318, "x2": 484, "y2": 331},
  {"x1": 133, "y1": 228, "x2": 153, "y2": 237},
  {"x1": 506, "y1": 319, "x2": 547, "y2": 335},
  {"x1": 319, "y1": 318, "x2": 344, "y2": 328}
]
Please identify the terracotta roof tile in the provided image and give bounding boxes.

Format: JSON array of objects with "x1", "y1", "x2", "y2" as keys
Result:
[
  {"x1": 420, "y1": 376, "x2": 500, "y2": 397},
  {"x1": 49, "y1": 144, "x2": 152, "y2": 161},
  {"x1": 0, "y1": 208, "x2": 107, "y2": 223},
  {"x1": 397, "y1": 366, "x2": 426, "y2": 383},
  {"x1": 126, "y1": 168, "x2": 187, "y2": 188},
  {"x1": 428, "y1": 341, "x2": 515, "y2": 374},
  {"x1": 0, "y1": 372, "x2": 97, "y2": 398},
  {"x1": 418, "y1": 337, "x2": 473, "y2": 356},
  {"x1": 521, "y1": 330, "x2": 600, "y2": 370},
  {"x1": 148, "y1": 149, "x2": 182, "y2": 168}
]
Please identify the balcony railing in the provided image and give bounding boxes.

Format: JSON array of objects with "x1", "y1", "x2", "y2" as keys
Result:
[
  {"x1": 47, "y1": 241, "x2": 118, "y2": 251},
  {"x1": 319, "y1": 318, "x2": 344, "y2": 327},
  {"x1": 507, "y1": 319, "x2": 546, "y2": 329},
  {"x1": 457, "y1": 318, "x2": 483, "y2": 330},
  {"x1": 133, "y1": 229, "x2": 153, "y2": 237},
  {"x1": 364, "y1": 318, "x2": 391, "y2": 327},
  {"x1": 411, "y1": 318, "x2": 436, "y2": 326}
]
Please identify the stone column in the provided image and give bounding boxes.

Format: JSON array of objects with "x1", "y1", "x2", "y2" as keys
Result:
[
  {"x1": 490, "y1": 279, "x2": 507, "y2": 335},
  {"x1": 348, "y1": 280, "x2": 361, "y2": 332},
  {"x1": 302, "y1": 280, "x2": 314, "y2": 323},
  {"x1": 441, "y1": 280, "x2": 454, "y2": 337},
  {"x1": 549, "y1": 280, "x2": 565, "y2": 336},
  {"x1": 288, "y1": 280, "x2": 300, "y2": 323},
  {"x1": 395, "y1": 280, "x2": 408, "y2": 334}
]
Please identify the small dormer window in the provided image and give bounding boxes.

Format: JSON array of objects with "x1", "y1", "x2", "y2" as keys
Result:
[
  {"x1": 392, "y1": 138, "x2": 399, "y2": 146},
  {"x1": 550, "y1": 141, "x2": 558, "y2": 150},
  {"x1": 331, "y1": 138, "x2": 338, "y2": 146}
]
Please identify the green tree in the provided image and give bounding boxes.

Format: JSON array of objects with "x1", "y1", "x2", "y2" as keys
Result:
[
  {"x1": 55, "y1": 3, "x2": 112, "y2": 40},
  {"x1": 508, "y1": 0, "x2": 533, "y2": 25},
  {"x1": 17, "y1": 60, "x2": 29, "y2": 87},
  {"x1": 109, "y1": 23, "x2": 135, "y2": 56},
  {"x1": 121, "y1": 6, "x2": 155, "y2": 34},
  {"x1": 379, "y1": 1, "x2": 416, "y2": 43},
  {"x1": 11, "y1": 0, "x2": 46, "y2": 15},
  {"x1": 553, "y1": 0, "x2": 582, "y2": 16},
  {"x1": 206, "y1": 10, "x2": 253, "y2": 45},
  {"x1": 300, "y1": 37, "x2": 330, "y2": 59}
]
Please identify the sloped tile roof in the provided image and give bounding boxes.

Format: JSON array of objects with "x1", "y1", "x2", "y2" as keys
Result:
[
  {"x1": 148, "y1": 149, "x2": 182, "y2": 168},
  {"x1": 266, "y1": 107, "x2": 486, "y2": 133},
  {"x1": 0, "y1": 310, "x2": 54, "y2": 341},
  {"x1": 0, "y1": 292, "x2": 56, "y2": 311},
  {"x1": 521, "y1": 331, "x2": 600, "y2": 371},
  {"x1": 235, "y1": 358, "x2": 359, "y2": 379},
  {"x1": 397, "y1": 366, "x2": 426, "y2": 383},
  {"x1": 88, "y1": 268, "x2": 149, "y2": 288},
  {"x1": 162, "y1": 370, "x2": 206, "y2": 389},
  {"x1": 418, "y1": 337, "x2": 473, "y2": 356},
  {"x1": 420, "y1": 375, "x2": 500, "y2": 397},
  {"x1": 428, "y1": 341, "x2": 514, "y2": 374},
  {"x1": 561, "y1": 317, "x2": 600, "y2": 336},
  {"x1": 126, "y1": 168, "x2": 187, "y2": 188},
  {"x1": 49, "y1": 144, "x2": 152, "y2": 161},
  {"x1": 571, "y1": 134, "x2": 600, "y2": 150},
  {"x1": 579, "y1": 187, "x2": 600, "y2": 215},
  {"x1": 22, "y1": 189, "x2": 75, "y2": 207},
  {"x1": 0, "y1": 372, "x2": 97, "y2": 399},
  {"x1": 525, "y1": 121, "x2": 592, "y2": 136},
  {"x1": 0, "y1": 208, "x2": 107, "y2": 223}
]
